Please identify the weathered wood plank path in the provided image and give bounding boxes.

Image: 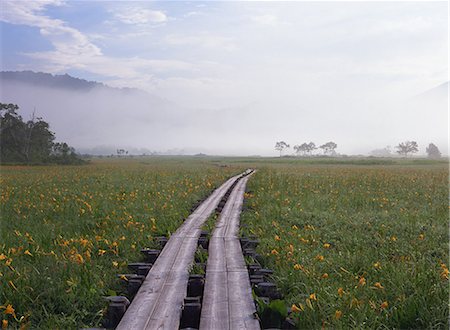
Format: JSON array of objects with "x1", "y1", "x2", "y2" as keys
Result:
[
  {"x1": 116, "y1": 173, "x2": 243, "y2": 330},
  {"x1": 199, "y1": 172, "x2": 260, "y2": 330}
]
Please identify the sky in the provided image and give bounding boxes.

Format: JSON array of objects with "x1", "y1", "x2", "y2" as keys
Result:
[{"x1": 0, "y1": 0, "x2": 448, "y2": 156}]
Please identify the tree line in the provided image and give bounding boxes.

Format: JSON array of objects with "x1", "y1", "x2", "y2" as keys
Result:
[
  {"x1": 275, "y1": 140, "x2": 442, "y2": 158},
  {"x1": 0, "y1": 103, "x2": 84, "y2": 164},
  {"x1": 275, "y1": 141, "x2": 338, "y2": 157}
]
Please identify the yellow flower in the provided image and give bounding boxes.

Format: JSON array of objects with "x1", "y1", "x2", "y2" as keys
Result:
[
  {"x1": 4, "y1": 304, "x2": 15, "y2": 317},
  {"x1": 335, "y1": 310, "x2": 342, "y2": 320},
  {"x1": 288, "y1": 244, "x2": 294, "y2": 253},
  {"x1": 337, "y1": 287, "x2": 344, "y2": 297},
  {"x1": 323, "y1": 243, "x2": 331, "y2": 249},
  {"x1": 293, "y1": 263, "x2": 302, "y2": 270},
  {"x1": 358, "y1": 276, "x2": 366, "y2": 287},
  {"x1": 373, "y1": 282, "x2": 384, "y2": 289},
  {"x1": 315, "y1": 255, "x2": 324, "y2": 261},
  {"x1": 74, "y1": 253, "x2": 84, "y2": 264},
  {"x1": 309, "y1": 293, "x2": 317, "y2": 301},
  {"x1": 321, "y1": 273, "x2": 329, "y2": 279},
  {"x1": 274, "y1": 235, "x2": 281, "y2": 241},
  {"x1": 271, "y1": 249, "x2": 279, "y2": 255},
  {"x1": 98, "y1": 249, "x2": 107, "y2": 256},
  {"x1": 418, "y1": 234, "x2": 425, "y2": 240},
  {"x1": 391, "y1": 236, "x2": 397, "y2": 242},
  {"x1": 292, "y1": 225, "x2": 298, "y2": 230},
  {"x1": 0, "y1": 254, "x2": 6, "y2": 261},
  {"x1": 440, "y1": 266, "x2": 449, "y2": 280},
  {"x1": 2, "y1": 319, "x2": 7, "y2": 330},
  {"x1": 380, "y1": 301, "x2": 389, "y2": 309},
  {"x1": 79, "y1": 238, "x2": 89, "y2": 247},
  {"x1": 291, "y1": 304, "x2": 301, "y2": 313},
  {"x1": 373, "y1": 262, "x2": 381, "y2": 269},
  {"x1": 24, "y1": 250, "x2": 33, "y2": 256},
  {"x1": 112, "y1": 261, "x2": 119, "y2": 267}
]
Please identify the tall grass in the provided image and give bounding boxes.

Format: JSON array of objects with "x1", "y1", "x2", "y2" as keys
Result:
[{"x1": 241, "y1": 164, "x2": 448, "y2": 328}]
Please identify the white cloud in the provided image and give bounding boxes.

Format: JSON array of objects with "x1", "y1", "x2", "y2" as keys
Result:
[
  {"x1": 250, "y1": 14, "x2": 278, "y2": 26},
  {"x1": 114, "y1": 8, "x2": 167, "y2": 24},
  {"x1": 1, "y1": 0, "x2": 102, "y2": 64},
  {"x1": 165, "y1": 34, "x2": 237, "y2": 51}
]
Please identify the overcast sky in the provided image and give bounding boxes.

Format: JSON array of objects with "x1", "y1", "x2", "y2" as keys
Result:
[{"x1": 0, "y1": 1, "x2": 448, "y2": 155}]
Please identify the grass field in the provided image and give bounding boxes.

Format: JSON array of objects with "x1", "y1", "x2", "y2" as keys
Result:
[
  {"x1": 240, "y1": 161, "x2": 448, "y2": 328},
  {"x1": 1, "y1": 157, "x2": 448, "y2": 329},
  {"x1": 0, "y1": 158, "x2": 242, "y2": 328}
]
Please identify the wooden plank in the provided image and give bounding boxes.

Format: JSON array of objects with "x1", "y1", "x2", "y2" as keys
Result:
[
  {"x1": 116, "y1": 173, "x2": 243, "y2": 330},
  {"x1": 200, "y1": 173, "x2": 260, "y2": 330}
]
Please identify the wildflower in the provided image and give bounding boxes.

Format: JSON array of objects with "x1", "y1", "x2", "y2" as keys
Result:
[
  {"x1": 373, "y1": 262, "x2": 381, "y2": 269},
  {"x1": 112, "y1": 261, "x2": 119, "y2": 267},
  {"x1": 373, "y1": 282, "x2": 384, "y2": 289},
  {"x1": 74, "y1": 253, "x2": 84, "y2": 264},
  {"x1": 79, "y1": 238, "x2": 89, "y2": 247},
  {"x1": 380, "y1": 301, "x2": 389, "y2": 309},
  {"x1": 358, "y1": 276, "x2": 366, "y2": 287},
  {"x1": 335, "y1": 310, "x2": 342, "y2": 320},
  {"x1": 98, "y1": 249, "x2": 107, "y2": 256},
  {"x1": 391, "y1": 236, "x2": 397, "y2": 242},
  {"x1": 321, "y1": 273, "x2": 329, "y2": 279},
  {"x1": 323, "y1": 243, "x2": 331, "y2": 249},
  {"x1": 291, "y1": 304, "x2": 301, "y2": 313},
  {"x1": 294, "y1": 264, "x2": 302, "y2": 270},
  {"x1": 4, "y1": 304, "x2": 15, "y2": 317},
  {"x1": 315, "y1": 255, "x2": 324, "y2": 261},
  {"x1": 2, "y1": 319, "x2": 7, "y2": 330},
  {"x1": 337, "y1": 287, "x2": 344, "y2": 297},
  {"x1": 292, "y1": 225, "x2": 298, "y2": 230},
  {"x1": 440, "y1": 265, "x2": 449, "y2": 280},
  {"x1": 24, "y1": 250, "x2": 33, "y2": 256},
  {"x1": 309, "y1": 293, "x2": 317, "y2": 301},
  {"x1": 271, "y1": 249, "x2": 279, "y2": 255},
  {"x1": 275, "y1": 235, "x2": 281, "y2": 241},
  {"x1": 0, "y1": 254, "x2": 6, "y2": 261},
  {"x1": 119, "y1": 275, "x2": 128, "y2": 281},
  {"x1": 287, "y1": 244, "x2": 294, "y2": 254},
  {"x1": 418, "y1": 234, "x2": 425, "y2": 240}
]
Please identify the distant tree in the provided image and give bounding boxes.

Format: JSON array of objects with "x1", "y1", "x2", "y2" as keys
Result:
[
  {"x1": 319, "y1": 141, "x2": 338, "y2": 155},
  {"x1": 426, "y1": 143, "x2": 441, "y2": 159},
  {"x1": 306, "y1": 142, "x2": 317, "y2": 156},
  {"x1": 396, "y1": 141, "x2": 418, "y2": 157},
  {"x1": 370, "y1": 146, "x2": 392, "y2": 157},
  {"x1": 293, "y1": 143, "x2": 308, "y2": 156},
  {"x1": 275, "y1": 141, "x2": 290, "y2": 157},
  {"x1": 0, "y1": 103, "x2": 83, "y2": 164},
  {"x1": 0, "y1": 103, "x2": 26, "y2": 162}
]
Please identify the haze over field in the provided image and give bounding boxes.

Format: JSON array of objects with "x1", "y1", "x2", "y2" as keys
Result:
[{"x1": 0, "y1": 1, "x2": 448, "y2": 156}]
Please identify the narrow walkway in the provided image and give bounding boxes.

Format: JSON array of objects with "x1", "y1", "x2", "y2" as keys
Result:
[
  {"x1": 116, "y1": 173, "x2": 243, "y2": 330},
  {"x1": 199, "y1": 173, "x2": 260, "y2": 330}
]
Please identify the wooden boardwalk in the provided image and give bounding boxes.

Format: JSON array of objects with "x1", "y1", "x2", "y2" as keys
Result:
[
  {"x1": 199, "y1": 173, "x2": 260, "y2": 330},
  {"x1": 116, "y1": 173, "x2": 243, "y2": 330}
]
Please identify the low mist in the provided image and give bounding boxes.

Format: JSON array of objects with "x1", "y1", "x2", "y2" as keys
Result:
[{"x1": 1, "y1": 78, "x2": 447, "y2": 156}]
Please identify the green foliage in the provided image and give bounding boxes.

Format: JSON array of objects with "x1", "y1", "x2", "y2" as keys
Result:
[
  {"x1": 0, "y1": 159, "x2": 243, "y2": 328},
  {"x1": 255, "y1": 297, "x2": 288, "y2": 328},
  {"x1": 241, "y1": 163, "x2": 448, "y2": 329}
]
